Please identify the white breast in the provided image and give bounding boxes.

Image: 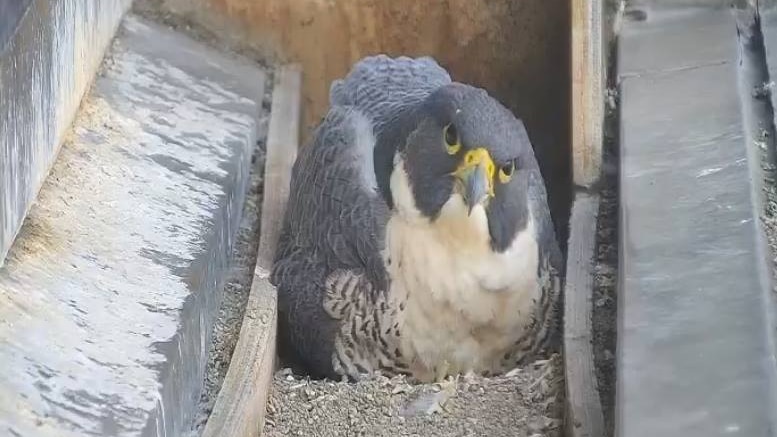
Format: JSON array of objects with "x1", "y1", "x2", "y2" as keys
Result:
[{"x1": 385, "y1": 162, "x2": 539, "y2": 379}]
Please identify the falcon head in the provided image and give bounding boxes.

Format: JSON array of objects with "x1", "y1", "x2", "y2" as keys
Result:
[{"x1": 375, "y1": 83, "x2": 537, "y2": 252}]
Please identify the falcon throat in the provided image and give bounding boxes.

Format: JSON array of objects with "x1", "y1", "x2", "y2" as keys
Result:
[{"x1": 374, "y1": 152, "x2": 543, "y2": 382}]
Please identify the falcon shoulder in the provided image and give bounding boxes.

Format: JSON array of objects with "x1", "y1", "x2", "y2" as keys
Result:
[{"x1": 330, "y1": 55, "x2": 453, "y2": 208}]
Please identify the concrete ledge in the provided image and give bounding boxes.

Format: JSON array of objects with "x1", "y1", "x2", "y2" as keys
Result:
[
  {"x1": 0, "y1": 15, "x2": 265, "y2": 437},
  {"x1": 617, "y1": 5, "x2": 777, "y2": 436},
  {"x1": 0, "y1": 0, "x2": 133, "y2": 267},
  {"x1": 202, "y1": 64, "x2": 301, "y2": 437}
]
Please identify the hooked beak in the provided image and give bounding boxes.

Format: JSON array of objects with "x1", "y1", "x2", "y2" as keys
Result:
[{"x1": 453, "y1": 148, "x2": 495, "y2": 215}]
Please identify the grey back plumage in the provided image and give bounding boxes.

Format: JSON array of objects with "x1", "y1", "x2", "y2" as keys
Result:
[{"x1": 329, "y1": 55, "x2": 451, "y2": 135}]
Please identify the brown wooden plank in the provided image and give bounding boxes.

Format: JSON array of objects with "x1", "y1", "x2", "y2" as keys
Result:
[
  {"x1": 572, "y1": 0, "x2": 605, "y2": 187},
  {"x1": 563, "y1": 192, "x2": 605, "y2": 437},
  {"x1": 257, "y1": 64, "x2": 303, "y2": 269},
  {"x1": 201, "y1": 63, "x2": 302, "y2": 437}
]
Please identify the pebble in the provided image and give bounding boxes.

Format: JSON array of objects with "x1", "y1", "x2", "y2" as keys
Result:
[{"x1": 265, "y1": 354, "x2": 564, "y2": 437}]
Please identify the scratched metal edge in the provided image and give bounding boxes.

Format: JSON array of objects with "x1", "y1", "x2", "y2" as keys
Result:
[{"x1": 0, "y1": 0, "x2": 133, "y2": 267}]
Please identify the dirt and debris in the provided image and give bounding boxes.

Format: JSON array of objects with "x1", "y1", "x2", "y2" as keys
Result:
[
  {"x1": 591, "y1": 3, "x2": 622, "y2": 433},
  {"x1": 266, "y1": 355, "x2": 564, "y2": 437},
  {"x1": 591, "y1": 71, "x2": 620, "y2": 437},
  {"x1": 592, "y1": 121, "x2": 618, "y2": 436}
]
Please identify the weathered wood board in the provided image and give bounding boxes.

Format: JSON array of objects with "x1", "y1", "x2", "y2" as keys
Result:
[{"x1": 564, "y1": 192, "x2": 606, "y2": 437}]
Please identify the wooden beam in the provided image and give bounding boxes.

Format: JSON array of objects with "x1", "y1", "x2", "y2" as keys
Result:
[
  {"x1": 572, "y1": 0, "x2": 605, "y2": 187},
  {"x1": 201, "y1": 63, "x2": 302, "y2": 437},
  {"x1": 563, "y1": 192, "x2": 606, "y2": 437},
  {"x1": 257, "y1": 64, "x2": 303, "y2": 269}
]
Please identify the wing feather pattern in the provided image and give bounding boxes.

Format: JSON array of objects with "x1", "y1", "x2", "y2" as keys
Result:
[
  {"x1": 527, "y1": 169, "x2": 565, "y2": 354},
  {"x1": 529, "y1": 171, "x2": 563, "y2": 274}
]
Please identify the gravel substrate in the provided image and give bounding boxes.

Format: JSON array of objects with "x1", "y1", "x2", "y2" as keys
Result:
[
  {"x1": 266, "y1": 355, "x2": 564, "y2": 437},
  {"x1": 590, "y1": 17, "x2": 622, "y2": 428},
  {"x1": 592, "y1": 6, "x2": 621, "y2": 432},
  {"x1": 592, "y1": 90, "x2": 618, "y2": 437}
]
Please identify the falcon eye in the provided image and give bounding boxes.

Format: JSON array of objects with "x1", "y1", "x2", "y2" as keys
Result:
[
  {"x1": 443, "y1": 124, "x2": 461, "y2": 155},
  {"x1": 498, "y1": 160, "x2": 516, "y2": 184}
]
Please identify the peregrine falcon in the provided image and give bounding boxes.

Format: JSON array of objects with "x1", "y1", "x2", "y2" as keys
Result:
[{"x1": 271, "y1": 55, "x2": 563, "y2": 383}]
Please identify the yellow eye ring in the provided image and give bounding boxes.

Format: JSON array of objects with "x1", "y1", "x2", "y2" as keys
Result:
[
  {"x1": 443, "y1": 124, "x2": 461, "y2": 155},
  {"x1": 498, "y1": 161, "x2": 515, "y2": 184}
]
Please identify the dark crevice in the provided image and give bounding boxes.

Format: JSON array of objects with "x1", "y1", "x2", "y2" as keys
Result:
[
  {"x1": 734, "y1": 3, "x2": 777, "y2": 432},
  {"x1": 735, "y1": 2, "x2": 777, "y2": 215},
  {"x1": 591, "y1": 10, "x2": 621, "y2": 435}
]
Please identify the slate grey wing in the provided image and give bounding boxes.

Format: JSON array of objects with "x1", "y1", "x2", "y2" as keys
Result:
[
  {"x1": 271, "y1": 106, "x2": 389, "y2": 379},
  {"x1": 329, "y1": 55, "x2": 452, "y2": 134},
  {"x1": 529, "y1": 169, "x2": 563, "y2": 274},
  {"x1": 527, "y1": 167, "x2": 565, "y2": 354}
]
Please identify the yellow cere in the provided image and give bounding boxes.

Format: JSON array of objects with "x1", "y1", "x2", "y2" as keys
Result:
[
  {"x1": 462, "y1": 148, "x2": 495, "y2": 180},
  {"x1": 455, "y1": 147, "x2": 496, "y2": 197}
]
